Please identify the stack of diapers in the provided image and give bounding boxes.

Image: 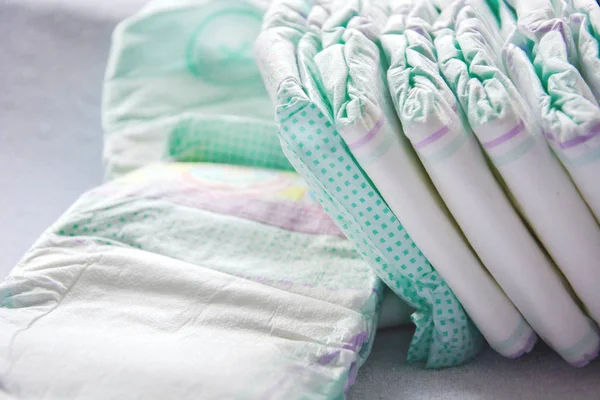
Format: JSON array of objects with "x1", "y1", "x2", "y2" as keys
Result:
[
  {"x1": 5, "y1": 2, "x2": 600, "y2": 398},
  {"x1": 258, "y1": 0, "x2": 487, "y2": 368},
  {"x1": 381, "y1": 0, "x2": 537, "y2": 360},
  {"x1": 383, "y1": 0, "x2": 598, "y2": 366},
  {"x1": 257, "y1": 0, "x2": 600, "y2": 368},
  {"x1": 433, "y1": 0, "x2": 600, "y2": 363},
  {"x1": 0, "y1": 162, "x2": 392, "y2": 398}
]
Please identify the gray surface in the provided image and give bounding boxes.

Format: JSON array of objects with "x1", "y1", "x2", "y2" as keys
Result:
[
  {"x1": 350, "y1": 328, "x2": 600, "y2": 400},
  {"x1": 1, "y1": 1, "x2": 599, "y2": 399},
  {"x1": 0, "y1": 0, "x2": 144, "y2": 278}
]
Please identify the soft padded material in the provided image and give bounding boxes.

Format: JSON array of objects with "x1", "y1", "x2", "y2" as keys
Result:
[
  {"x1": 570, "y1": 0, "x2": 600, "y2": 103},
  {"x1": 257, "y1": 0, "x2": 483, "y2": 368},
  {"x1": 321, "y1": 1, "x2": 530, "y2": 361},
  {"x1": 435, "y1": 3, "x2": 600, "y2": 330},
  {"x1": 0, "y1": 162, "x2": 382, "y2": 399},
  {"x1": 102, "y1": 0, "x2": 288, "y2": 179},
  {"x1": 381, "y1": 4, "x2": 534, "y2": 360},
  {"x1": 3, "y1": 1, "x2": 600, "y2": 399}
]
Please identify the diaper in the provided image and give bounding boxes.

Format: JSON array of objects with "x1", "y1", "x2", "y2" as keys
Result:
[
  {"x1": 257, "y1": 0, "x2": 483, "y2": 368},
  {"x1": 0, "y1": 162, "x2": 383, "y2": 398},
  {"x1": 436, "y1": 2, "x2": 600, "y2": 331},
  {"x1": 384, "y1": 3, "x2": 599, "y2": 366},
  {"x1": 103, "y1": 0, "x2": 292, "y2": 179}
]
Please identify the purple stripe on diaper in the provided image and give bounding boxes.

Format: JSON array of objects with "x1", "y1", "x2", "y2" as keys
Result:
[
  {"x1": 348, "y1": 117, "x2": 384, "y2": 150},
  {"x1": 570, "y1": 14, "x2": 583, "y2": 24},
  {"x1": 98, "y1": 181, "x2": 345, "y2": 237},
  {"x1": 412, "y1": 26, "x2": 427, "y2": 37},
  {"x1": 342, "y1": 331, "x2": 369, "y2": 352},
  {"x1": 263, "y1": 330, "x2": 371, "y2": 398},
  {"x1": 344, "y1": 362, "x2": 360, "y2": 393},
  {"x1": 317, "y1": 351, "x2": 340, "y2": 365},
  {"x1": 544, "y1": 123, "x2": 600, "y2": 149},
  {"x1": 414, "y1": 125, "x2": 450, "y2": 149},
  {"x1": 342, "y1": 331, "x2": 369, "y2": 394},
  {"x1": 483, "y1": 120, "x2": 525, "y2": 149},
  {"x1": 536, "y1": 24, "x2": 554, "y2": 34}
]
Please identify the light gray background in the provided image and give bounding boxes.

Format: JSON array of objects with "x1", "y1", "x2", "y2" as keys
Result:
[
  {"x1": 1, "y1": 1, "x2": 599, "y2": 398},
  {"x1": 0, "y1": 0, "x2": 146, "y2": 278}
]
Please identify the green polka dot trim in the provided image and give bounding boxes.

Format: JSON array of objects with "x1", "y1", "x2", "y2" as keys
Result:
[{"x1": 274, "y1": 78, "x2": 482, "y2": 367}]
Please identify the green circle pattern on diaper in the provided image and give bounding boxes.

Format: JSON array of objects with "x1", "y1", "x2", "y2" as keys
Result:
[
  {"x1": 186, "y1": 3, "x2": 263, "y2": 85},
  {"x1": 274, "y1": 80, "x2": 482, "y2": 367}
]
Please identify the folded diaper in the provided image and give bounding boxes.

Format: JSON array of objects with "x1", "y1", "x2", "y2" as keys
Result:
[
  {"x1": 257, "y1": 0, "x2": 484, "y2": 368},
  {"x1": 505, "y1": 0, "x2": 600, "y2": 221},
  {"x1": 0, "y1": 162, "x2": 383, "y2": 398},
  {"x1": 383, "y1": 2, "x2": 599, "y2": 366},
  {"x1": 435, "y1": 1, "x2": 600, "y2": 334},
  {"x1": 103, "y1": 0, "x2": 292, "y2": 179}
]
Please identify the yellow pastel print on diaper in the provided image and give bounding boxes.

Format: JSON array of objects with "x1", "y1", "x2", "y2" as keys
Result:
[
  {"x1": 182, "y1": 164, "x2": 292, "y2": 195},
  {"x1": 278, "y1": 185, "x2": 308, "y2": 201}
]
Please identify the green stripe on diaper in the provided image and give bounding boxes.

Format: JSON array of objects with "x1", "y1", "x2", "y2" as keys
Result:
[
  {"x1": 560, "y1": 321, "x2": 599, "y2": 360},
  {"x1": 490, "y1": 136, "x2": 536, "y2": 166},
  {"x1": 421, "y1": 131, "x2": 468, "y2": 164},
  {"x1": 0, "y1": 289, "x2": 14, "y2": 309},
  {"x1": 493, "y1": 318, "x2": 531, "y2": 354},
  {"x1": 361, "y1": 128, "x2": 397, "y2": 166},
  {"x1": 560, "y1": 146, "x2": 600, "y2": 168}
]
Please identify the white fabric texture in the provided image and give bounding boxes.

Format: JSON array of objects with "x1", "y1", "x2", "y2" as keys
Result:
[{"x1": 0, "y1": 237, "x2": 366, "y2": 399}]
